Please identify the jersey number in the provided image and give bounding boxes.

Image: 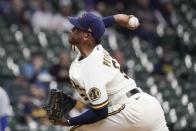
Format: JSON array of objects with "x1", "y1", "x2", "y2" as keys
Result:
[{"x1": 70, "y1": 80, "x2": 89, "y2": 101}]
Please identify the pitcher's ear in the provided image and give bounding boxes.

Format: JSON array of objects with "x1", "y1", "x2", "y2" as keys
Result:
[{"x1": 83, "y1": 33, "x2": 90, "y2": 40}]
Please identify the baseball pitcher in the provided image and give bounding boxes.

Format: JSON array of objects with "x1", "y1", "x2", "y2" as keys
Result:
[{"x1": 44, "y1": 13, "x2": 169, "y2": 131}]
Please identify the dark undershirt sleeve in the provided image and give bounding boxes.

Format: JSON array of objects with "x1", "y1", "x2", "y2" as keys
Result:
[
  {"x1": 102, "y1": 16, "x2": 116, "y2": 28},
  {"x1": 69, "y1": 106, "x2": 108, "y2": 126}
]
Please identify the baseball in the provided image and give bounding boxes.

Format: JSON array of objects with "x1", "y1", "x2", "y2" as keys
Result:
[{"x1": 128, "y1": 16, "x2": 139, "y2": 28}]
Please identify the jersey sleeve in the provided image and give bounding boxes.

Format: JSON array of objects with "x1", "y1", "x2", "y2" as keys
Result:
[
  {"x1": 0, "y1": 88, "x2": 12, "y2": 117},
  {"x1": 83, "y1": 56, "x2": 115, "y2": 110},
  {"x1": 86, "y1": 83, "x2": 109, "y2": 110}
]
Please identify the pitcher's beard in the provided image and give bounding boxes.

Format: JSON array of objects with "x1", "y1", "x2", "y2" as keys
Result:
[
  {"x1": 68, "y1": 34, "x2": 80, "y2": 52},
  {"x1": 71, "y1": 44, "x2": 76, "y2": 51},
  {"x1": 69, "y1": 37, "x2": 77, "y2": 51},
  {"x1": 69, "y1": 42, "x2": 78, "y2": 51}
]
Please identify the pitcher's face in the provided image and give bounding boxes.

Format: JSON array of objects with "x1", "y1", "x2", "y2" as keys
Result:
[
  {"x1": 68, "y1": 26, "x2": 94, "y2": 47},
  {"x1": 68, "y1": 27, "x2": 83, "y2": 46}
]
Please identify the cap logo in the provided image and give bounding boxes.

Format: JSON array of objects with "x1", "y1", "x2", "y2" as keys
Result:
[
  {"x1": 88, "y1": 28, "x2": 92, "y2": 32},
  {"x1": 79, "y1": 14, "x2": 85, "y2": 20}
]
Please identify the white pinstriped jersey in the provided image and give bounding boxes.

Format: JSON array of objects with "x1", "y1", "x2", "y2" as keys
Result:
[{"x1": 69, "y1": 44, "x2": 137, "y2": 109}]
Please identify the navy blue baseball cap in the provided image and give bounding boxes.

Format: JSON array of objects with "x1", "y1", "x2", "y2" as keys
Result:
[{"x1": 68, "y1": 13, "x2": 105, "y2": 40}]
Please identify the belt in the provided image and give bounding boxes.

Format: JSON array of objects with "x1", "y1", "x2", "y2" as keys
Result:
[{"x1": 126, "y1": 88, "x2": 140, "y2": 98}]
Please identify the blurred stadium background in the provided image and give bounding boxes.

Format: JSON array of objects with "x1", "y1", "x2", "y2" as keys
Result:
[{"x1": 0, "y1": 0, "x2": 196, "y2": 131}]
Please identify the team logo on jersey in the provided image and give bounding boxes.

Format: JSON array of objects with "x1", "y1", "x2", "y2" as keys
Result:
[{"x1": 88, "y1": 87, "x2": 101, "y2": 101}]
